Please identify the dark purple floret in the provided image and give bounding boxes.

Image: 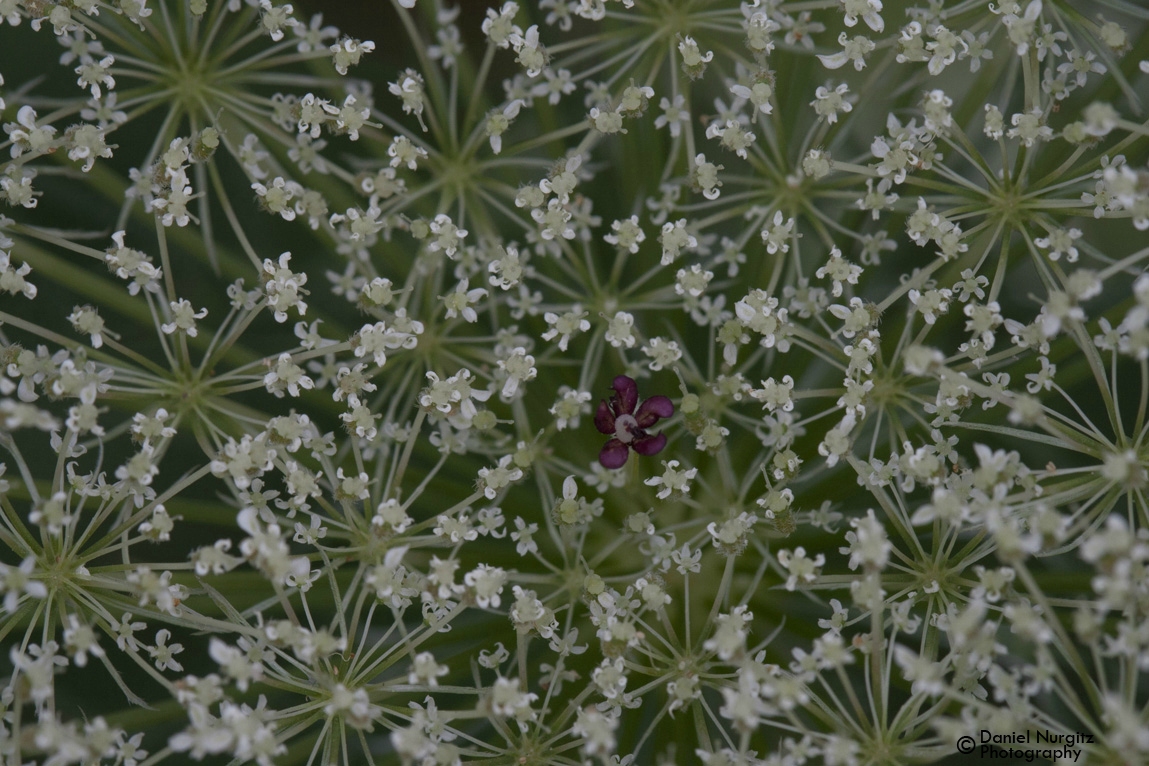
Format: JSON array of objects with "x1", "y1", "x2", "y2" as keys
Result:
[{"x1": 594, "y1": 375, "x2": 674, "y2": 469}]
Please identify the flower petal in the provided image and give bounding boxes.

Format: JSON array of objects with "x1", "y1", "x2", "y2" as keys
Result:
[
  {"x1": 611, "y1": 375, "x2": 638, "y2": 415},
  {"x1": 632, "y1": 432, "x2": 667, "y2": 456},
  {"x1": 598, "y1": 438, "x2": 630, "y2": 469},
  {"x1": 594, "y1": 399, "x2": 616, "y2": 434},
  {"x1": 635, "y1": 395, "x2": 674, "y2": 427}
]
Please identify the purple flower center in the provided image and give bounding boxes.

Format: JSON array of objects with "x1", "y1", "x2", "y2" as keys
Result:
[{"x1": 614, "y1": 413, "x2": 639, "y2": 443}]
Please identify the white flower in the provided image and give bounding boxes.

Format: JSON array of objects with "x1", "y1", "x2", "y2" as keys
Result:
[
  {"x1": 479, "y1": 455, "x2": 524, "y2": 499},
  {"x1": 984, "y1": 104, "x2": 1005, "y2": 139},
  {"x1": 75, "y1": 54, "x2": 116, "y2": 98},
  {"x1": 644, "y1": 460, "x2": 698, "y2": 500},
  {"x1": 264, "y1": 353, "x2": 314, "y2": 398},
  {"x1": 490, "y1": 676, "x2": 538, "y2": 725},
  {"x1": 65, "y1": 123, "x2": 113, "y2": 171},
  {"x1": 1007, "y1": 108, "x2": 1053, "y2": 146},
  {"x1": 388, "y1": 69, "x2": 428, "y2": 130},
  {"x1": 509, "y1": 24, "x2": 547, "y2": 78},
  {"x1": 617, "y1": 83, "x2": 654, "y2": 116},
  {"x1": 817, "y1": 32, "x2": 875, "y2": 71},
  {"x1": 811, "y1": 82, "x2": 854, "y2": 124},
  {"x1": 542, "y1": 306, "x2": 590, "y2": 351},
  {"x1": 237, "y1": 507, "x2": 310, "y2": 586},
  {"x1": 641, "y1": 337, "x2": 682, "y2": 371},
  {"x1": 550, "y1": 387, "x2": 591, "y2": 430},
  {"x1": 532, "y1": 198, "x2": 575, "y2": 241},
  {"x1": 605, "y1": 310, "x2": 637, "y2": 348},
  {"x1": 428, "y1": 213, "x2": 468, "y2": 256},
  {"x1": 482, "y1": 2, "x2": 521, "y2": 48},
  {"x1": 161, "y1": 299, "x2": 207, "y2": 337},
  {"x1": 589, "y1": 106, "x2": 625, "y2": 135},
  {"x1": 1034, "y1": 227, "x2": 1081, "y2": 262},
  {"x1": 388, "y1": 134, "x2": 427, "y2": 169},
  {"x1": 678, "y1": 35, "x2": 712, "y2": 77},
  {"x1": 147, "y1": 629, "x2": 184, "y2": 672},
  {"x1": 925, "y1": 24, "x2": 966, "y2": 75},
  {"x1": 1002, "y1": 0, "x2": 1043, "y2": 57},
  {"x1": 511, "y1": 518, "x2": 539, "y2": 555},
  {"x1": 5, "y1": 106, "x2": 56, "y2": 158},
  {"x1": 761, "y1": 210, "x2": 796, "y2": 255},
  {"x1": 329, "y1": 36, "x2": 374, "y2": 75},
  {"x1": 354, "y1": 320, "x2": 421, "y2": 367},
  {"x1": 489, "y1": 242, "x2": 526, "y2": 289},
  {"x1": 486, "y1": 99, "x2": 524, "y2": 154},
  {"x1": 1, "y1": 168, "x2": 41, "y2": 209},
  {"x1": 497, "y1": 347, "x2": 536, "y2": 398},
  {"x1": 465, "y1": 564, "x2": 507, "y2": 608},
  {"x1": 744, "y1": 11, "x2": 781, "y2": 56},
  {"x1": 409, "y1": 651, "x2": 449, "y2": 686},
  {"x1": 842, "y1": 0, "x2": 884, "y2": 33},
  {"x1": 0, "y1": 556, "x2": 48, "y2": 613},
  {"x1": 261, "y1": 252, "x2": 308, "y2": 322},
  {"x1": 58, "y1": 616, "x2": 99, "y2": 670},
  {"x1": 705, "y1": 119, "x2": 756, "y2": 159},
  {"x1": 604, "y1": 215, "x2": 645, "y2": 253},
  {"x1": 326, "y1": 93, "x2": 370, "y2": 140},
  {"x1": 442, "y1": 279, "x2": 487, "y2": 322},
  {"x1": 693, "y1": 153, "x2": 722, "y2": 200},
  {"x1": 258, "y1": 0, "x2": 299, "y2": 41},
  {"x1": 751, "y1": 376, "x2": 795, "y2": 412},
  {"x1": 365, "y1": 546, "x2": 414, "y2": 607},
  {"x1": 572, "y1": 706, "x2": 617, "y2": 756},
  {"x1": 703, "y1": 605, "x2": 752, "y2": 660},
  {"x1": 0, "y1": 251, "x2": 38, "y2": 299},
  {"x1": 654, "y1": 94, "x2": 688, "y2": 136},
  {"x1": 776, "y1": 547, "x2": 825, "y2": 590},
  {"x1": 815, "y1": 246, "x2": 862, "y2": 296},
  {"x1": 659, "y1": 218, "x2": 697, "y2": 265}
]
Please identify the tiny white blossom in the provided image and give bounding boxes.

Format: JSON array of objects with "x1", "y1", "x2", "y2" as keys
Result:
[
  {"x1": 542, "y1": 306, "x2": 590, "y2": 351},
  {"x1": 644, "y1": 460, "x2": 698, "y2": 500},
  {"x1": 777, "y1": 547, "x2": 825, "y2": 590},
  {"x1": 486, "y1": 99, "x2": 524, "y2": 154},
  {"x1": 161, "y1": 299, "x2": 207, "y2": 337},
  {"x1": 659, "y1": 219, "x2": 697, "y2": 265}
]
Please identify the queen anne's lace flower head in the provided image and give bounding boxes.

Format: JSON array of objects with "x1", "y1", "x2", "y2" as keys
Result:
[{"x1": 3, "y1": 1, "x2": 1149, "y2": 763}]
